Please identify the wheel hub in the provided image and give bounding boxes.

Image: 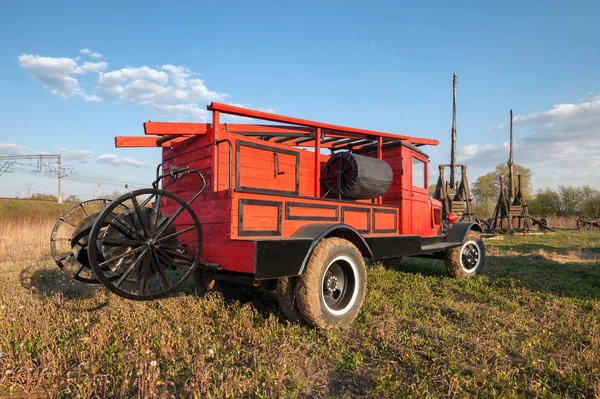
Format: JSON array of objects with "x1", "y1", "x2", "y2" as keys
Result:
[
  {"x1": 324, "y1": 271, "x2": 338, "y2": 295},
  {"x1": 461, "y1": 244, "x2": 479, "y2": 270}
]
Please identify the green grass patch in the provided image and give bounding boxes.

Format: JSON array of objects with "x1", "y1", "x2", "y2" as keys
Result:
[{"x1": 1, "y1": 229, "x2": 599, "y2": 397}]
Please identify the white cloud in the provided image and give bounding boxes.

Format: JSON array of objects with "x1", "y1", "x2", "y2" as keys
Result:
[
  {"x1": 96, "y1": 154, "x2": 152, "y2": 168},
  {"x1": 18, "y1": 54, "x2": 85, "y2": 98},
  {"x1": 79, "y1": 48, "x2": 103, "y2": 59},
  {"x1": 0, "y1": 143, "x2": 29, "y2": 155},
  {"x1": 459, "y1": 98, "x2": 600, "y2": 188},
  {"x1": 19, "y1": 50, "x2": 273, "y2": 121},
  {"x1": 58, "y1": 148, "x2": 95, "y2": 163},
  {"x1": 97, "y1": 65, "x2": 225, "y2": 115},
  {"x1": 81, "y1": 61, "x2": 107, "y2": 73},
  {"x1": 145, "y1": 103, "x2": 210, "y2": 121}
]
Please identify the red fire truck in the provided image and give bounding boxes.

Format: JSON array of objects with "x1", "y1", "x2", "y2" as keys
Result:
[{"x1": 53, "y1": 103, "x2": 485, "y2": 329}]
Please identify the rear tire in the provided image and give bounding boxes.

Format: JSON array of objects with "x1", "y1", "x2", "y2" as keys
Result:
[
  {"x1": 444, "y1": 230, "x2": 485, "y2": 278},
  {"x1": 295, "y1": 238, "x2": 367, "y2": 329},
  {"x1": 275, "y1": 277, "x2": 303, "y2": 322}
]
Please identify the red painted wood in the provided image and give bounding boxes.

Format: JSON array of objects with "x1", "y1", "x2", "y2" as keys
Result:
[{"x1": 144, "y1": 122, "x2": 211, "y2": 136}]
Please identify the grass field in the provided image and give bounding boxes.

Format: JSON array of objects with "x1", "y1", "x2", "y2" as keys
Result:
[{"x1": 0, "y1": 202, "x2": 599, "y2": 398}]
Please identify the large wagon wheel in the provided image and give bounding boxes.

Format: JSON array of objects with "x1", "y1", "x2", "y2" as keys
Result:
[
  {"x1": 50, "y1": 199, "x2": 128, "y2": 284},
  {"x1": 593, "y1": 217, "x2": 600, "y2": 230},
  {"x1": 576, "y1": 216, "x2": 592, "y2": 230},
  {"x1": 87, "y1": 188, "x2": 202, "y2": 300}
]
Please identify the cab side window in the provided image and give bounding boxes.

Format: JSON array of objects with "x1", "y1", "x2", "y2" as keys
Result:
[{"x1": 412, "y1": 157, "x2": 426, "y2": 188}]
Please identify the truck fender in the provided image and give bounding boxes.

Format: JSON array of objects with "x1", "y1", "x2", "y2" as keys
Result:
[
  {"x1": 445, "y1": 221, "x2": 483, "y2": 244},
  {"x1": 292, "y1": 223, "x2": 373, "y2": 275}
]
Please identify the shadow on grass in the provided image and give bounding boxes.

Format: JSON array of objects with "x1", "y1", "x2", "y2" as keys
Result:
[
  {"x1": 379, "y1": 254, "x2": 600, "y2": 300},
  {"x1": 19, "y1": 264, "x2": 111, "y2": 311},
  {"x1": 485, "y1": 254, "x2": 600, "y2": 300}
]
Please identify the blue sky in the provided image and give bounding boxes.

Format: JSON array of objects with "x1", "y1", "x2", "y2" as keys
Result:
[{"x1": 1, "y1": 0, "x2": 599, "y2": 199}]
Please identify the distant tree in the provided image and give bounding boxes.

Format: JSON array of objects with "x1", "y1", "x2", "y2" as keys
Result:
[
  {"x1": 529, "y1": 186, "x2": 582, "y2": 216},
  {"x1": 580, "y1": 186, "x2": 600, "y2": 217},
  {"x1": 472, "y1": 163, "x2": 533, "y2": 203},
  {"x1": 65, "y1": 194, "x2": 81, "y2": 202},
  {"x1": 471, "y1": 163, "x2": 533, "y2": 218},
  {"x1": 529, "y1": 188, "x2": 559, "y2": 217},
  {"x1": 29, "y1": 193, "x2": 58, "y2": 201}
]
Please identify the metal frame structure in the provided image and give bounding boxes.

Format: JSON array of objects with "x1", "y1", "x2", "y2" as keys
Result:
[{"x1": 0, "y1": 154, "x2": 64, "y2": 203}]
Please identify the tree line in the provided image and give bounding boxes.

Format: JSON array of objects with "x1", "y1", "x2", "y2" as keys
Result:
[{"x1": 470, "y1": 164, "x2": 600, "y2": 217}]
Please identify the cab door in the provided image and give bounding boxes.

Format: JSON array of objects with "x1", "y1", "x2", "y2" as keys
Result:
[{"x1": 401, "y1": 148, "x2": 430, "y2": 235}]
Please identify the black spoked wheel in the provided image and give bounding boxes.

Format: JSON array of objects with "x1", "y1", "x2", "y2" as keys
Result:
[
  {"x1": 577, "y1": 216, "x2": 592, "y2": 230},
  {"x1": 50, "y1": 199, "x2": 128, "y2": 284},
  {"x1": 592, "y1": 218, "x2": 600, "y2": 230},
  {"x1": 88, "y1": 188, "x2": 202, "y2": 300}
]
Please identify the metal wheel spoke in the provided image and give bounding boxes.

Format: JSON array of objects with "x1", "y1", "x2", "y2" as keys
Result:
[
  {"x1": 115, "y1": 248, "x2": 149, "y2": 288},
  {"x1": 157, "y1": 226, "x2": 195, "y2": 243},
  {"x1": 131, "y1": 195, "x2": 149, "y2": 238},
  {"x1": 74, "y1": 263, "x2": 85, "y2": 277},
  {"x1": 140, "y1": 193, "x2": 156, "y2": 208},
  {"x1": 159, "y1": 245, "x2": 196, "y2": 253},
  {"x1": 80, "y1": 202, "x2": 89, "y2": 216},
  {"x1": 155, "y1": 205, "x2": 186, "y2": 239},
  {"x1": 52, "y1": 237, "x2": 72, "y2": 242},
  {"x1": 161, "y1": 248, "x2": 195, "y2": 263},
  {"x1": 99, "y1": 245, "x2": 145, "y2": 268},
  {"x1": 60, "y1": 217, "x2": 77, "y2": 227},
  {"x1": 100, "y1": 239, "x2": 145, "y2": 247},
  {"x1": 152, "y1": 251, "x2": 169, "y2": 290},
  {"x1": 157, "y1": 248, "x2": 194, "y2": 268},
  {"x1": 140, "y1": 256, "x2": 151, "y2": 294},
  {"x1": 110, "y1": 217, "x2": 145, "y2": 241},
  {"x1": 150, "y1": 193, "x2": 162, "y2": 238}
]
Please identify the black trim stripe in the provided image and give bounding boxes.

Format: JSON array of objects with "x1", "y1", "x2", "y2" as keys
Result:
[
  {"x1": 372, "y1": 208, "x2": 398, "y2": 233},
  {"x1": 234, "y1": 189, "x2": 400, "y2": 208},
  {"x1": 236, "y1": 140, "x2": 300, "y2": 196},
  {"x1": 285, "y1": 202, "x2": 339, "y2": 221},
  {"x1": 238, "y1": 199, "x2": 282, "y2": 236},
  {"x1": 341, "y1": 206, "x2": 371, "y2": 234}
]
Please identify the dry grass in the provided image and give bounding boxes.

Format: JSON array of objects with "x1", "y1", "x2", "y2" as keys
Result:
[
  {"x1": 0, "y1": 218, "x2": 55, "y2": 262},
  {"x1": 1, "y1": 205, "x2": 600, "y2": 398}
]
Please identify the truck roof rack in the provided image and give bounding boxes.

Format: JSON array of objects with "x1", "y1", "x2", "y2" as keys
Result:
[{"x1": 115, "y1": 103, "x2": 440, "y2": 150}]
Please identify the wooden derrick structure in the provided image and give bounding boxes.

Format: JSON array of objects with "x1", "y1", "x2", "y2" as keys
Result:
[
  {"x1": 433, "y1": 73, "x2": 475, "y2": 223},
  {"x1": 485, "y1": 110, "x2": 551, "y2": 233}
]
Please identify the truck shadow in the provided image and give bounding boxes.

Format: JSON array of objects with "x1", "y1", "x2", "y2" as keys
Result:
[
  {"x1": 19, "y1": 264, "x2": 110, "y2": 311},
  {"x1": 386, "y1": 253, "x2": 600, "y2": 300}
]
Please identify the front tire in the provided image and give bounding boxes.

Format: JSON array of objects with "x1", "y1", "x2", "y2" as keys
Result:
[
  {"x1": 295, "y1": 238, "x2": 367, "y2": 329},
  {"x1": 444, "y1": 230, "x2": 485, "y2": 278}
]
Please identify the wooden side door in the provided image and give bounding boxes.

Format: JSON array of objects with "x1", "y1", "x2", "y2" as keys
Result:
[{"x1": 401, "y1": 148, "x2": 430, "y2": 235}]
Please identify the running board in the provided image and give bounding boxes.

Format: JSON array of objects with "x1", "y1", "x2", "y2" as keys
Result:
[{"x1": 420, "y1": 242, "x2": 462, "y2": 254}]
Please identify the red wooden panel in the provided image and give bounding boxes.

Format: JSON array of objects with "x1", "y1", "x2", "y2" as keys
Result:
[
  {"x1": 144, "y1": 122, "x2": 211, "y2": 136},
  {"x1": 373, "y1": 209, "x2": 397, "y2": 233},
  {"x1": 286, "y1": 203, "x2": 338, "y2": 220},
  {"x1": 239, "y1": 202, "x2": 280, "y2": 233},
  {"x1": 238, "y1": 144, "x2": 298, "y2": 194},
  {"x1": 342, "y1": 208, "x2": 370, "y2": 233}
]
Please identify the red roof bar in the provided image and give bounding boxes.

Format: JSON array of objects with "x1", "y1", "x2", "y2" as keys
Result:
[{"x1": 207, "y1": 102, "x2": 439, "y2": 146}]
